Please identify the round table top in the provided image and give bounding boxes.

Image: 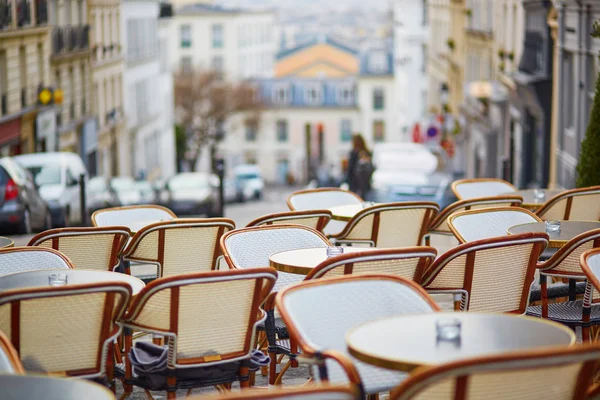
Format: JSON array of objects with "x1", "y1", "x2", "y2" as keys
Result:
[
  {"x1": 505, "y1": 189, "x2": 564, "y2": 209},
  {"x1": 269, "y1": 247, "x2": 377, "y2": 275},
  {"x1": 346, "y1": 312, "x2": 575, "y2": 372},
  {"x1": 0, "y1": 269, "x2": 146, "y2": 295},
  {"x1": 328, "y1": 203, "x2": 377, "y2": 222},
  {"x1": 0, "y1": 236, "x2": 14, "y2": 248},
  {"x1": 0, "y1": 374, "x2": 114, "y2": 400},
  {"x1": 508, "y1": 221, "x2": 600, "y2": 248}
]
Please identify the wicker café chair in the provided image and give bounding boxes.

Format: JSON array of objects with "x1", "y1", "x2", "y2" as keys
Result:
[
  {"x1": 422, "y1": 233, "x2": 548, "y2": 313},
  {"x1": 119, "y1": 268, "x2": 276, "y2": 400},
  {"x1": 330, "y1": 202, "x2": 439, "y2": 248},
  {"x1": 536, "y1": 186, "x2": 600, "y2": 221},
  {"x1": 91, "y1": 205, "x2": 176, "y2": 229},
  {"x1": 390, "y1": 344, "x2": 600, "y2": 400},
  {"x1": 525, "y1": 230, "x2": 600, "y2": 341},
  {"x1": 198, "y1": 385, "x2": 360, "y2": 400},
  {"x1": 451, "y1": 178, "x2": 517, "y2": 200},
  {"x1": 306, "y1": 247, "x2": 437, "y2": 284},
  {"x1": 221, "y1": 225, "x2": 331, "y2": 385},
  {"x1": 28, "y1": 227, "x2": 130, "y2": 271},
  {"x1": 425, "y1": 196, "x2": 524, "y2": 246},
  {"x1": 122, "y1": 218, "x2": 235, "y2": 278},
  {"x1": 448, "y1": 207, "x2": 542, "y2": 243},
  {"x1": 276, "y1": 274, "x2": 440, "y2": 397},
  {"x1": 0, "y1": 331, "x2": 24, "y2": 374},
  {"x1": 287, "y1": 188, "x2": 364, "y2": 236},
  {"x1": 0, "y1": 247, "x2": 74, "y2": 275},
  {"x1": 0, "y1": 281, "x2": 131, "y2": 379},
  {"x1": 246, "y1": 210, "x2": 332, "y2": 233}
]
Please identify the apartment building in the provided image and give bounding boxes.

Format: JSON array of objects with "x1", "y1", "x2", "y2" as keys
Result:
[
  {"x1": 425, "y1": 0, "x2": 450, "y2": 114},
  {"x1": 118, "y1": 0, "x2": 175, "y2": 179},
  {"x1": 89, "y1": 0, "x2": 125, "y2": 176},
  {"x1": 170, "y1": 3, "x2": 275, "y2": 81},
  {"x1": 48, "y1": 0, "x2": 92, "y2": 159},
  {"x1": 0, "y1": 0, "x2": 52, "y2": 155}
]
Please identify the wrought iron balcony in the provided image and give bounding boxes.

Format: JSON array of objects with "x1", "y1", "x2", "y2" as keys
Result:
[
  {"x1": 52, "y1": 25, "x2": 90, "y2": 55},
  {"x1": 16, "y1": 0, "x2": 30, "y2": 27},
  {"x1": 35, "y1": 0, "x2": 46, "y2": 24}
]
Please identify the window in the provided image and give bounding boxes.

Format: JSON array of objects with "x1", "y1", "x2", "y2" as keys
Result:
[
  {"x1": 272, "y1": 84, "x2": 290, "y2": 105},
  {"x1": 304, "y1": 84, "x2": 322, "y2": 105},
  {"x1": 245, "y1": 119, "x2": 257, "y2": 141},
  {"x1": 180, "y1": 56, "x2": 192, "y2": 74},
  {"x1": 212, "y1": 55, "x2": 224, "y2": 80},
  {"x1": 276, "y1": 120, "x2": 288, "y2": 142},
  {"x1": 373, "y1": 120, "x2": 385, "y2": 142},
  {"x1": 340, "y1": 119, "x2": 352, "y2": 142},
  {"x1": 180, "y1": 24, "x2": 191, "y2": 48},
  {"x1": 337, "y1": 84, "x2": 354, "y2": 105},
  {"x1": 127, "y1": 19, "x2": 158, "y2": 62},
  {"x1": 368, "y1": 51, "x2": 387, "y2": 73},
  {"x1": 563, "y1": 52, "x2": 575, "y2": 129},
  {"x1": 373, "y1": 88, "x2": 384, "y2": 110},
  {"x1": 212, "y1": 24, "x2": 223, "y2": 48},
  {"x1": 159, "y1": 38, "x2": 168, "y2": 73}
]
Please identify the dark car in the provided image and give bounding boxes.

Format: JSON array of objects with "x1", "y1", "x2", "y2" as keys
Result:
[
  {"x1": 86, "y1": 176, "x2": 120, "y2": 214},
  {"x1": 159, "y1": 172, "x2": 219, "y2": 216},
  {"x1": 0, "y1": 157, "x2": 51, "y2": 234}
]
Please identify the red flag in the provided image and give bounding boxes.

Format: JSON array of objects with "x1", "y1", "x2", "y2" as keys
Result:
[{"x1": 412, "y1": 123, "x2": 422, "y2": 143}]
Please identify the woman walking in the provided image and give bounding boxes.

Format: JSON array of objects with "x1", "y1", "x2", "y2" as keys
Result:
[{"x1": 345, "y1": 134, "x2": 374, "y2": 199}]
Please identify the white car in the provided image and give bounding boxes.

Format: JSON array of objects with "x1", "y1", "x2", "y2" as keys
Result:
[
  {"x1": 15, "y1": 152, "x2": 88, "y2": 227},
  {"x1": 234, "y1": 165, "x2": 264, "y2": 200}
]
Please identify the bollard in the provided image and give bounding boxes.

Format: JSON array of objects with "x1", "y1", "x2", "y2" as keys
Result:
[
  {"x1": 215, "y1": 158, "x2": 225, "y2": 218},
  {"x1": 79, "y1": 173, "x2": 88, "y2": 226}
]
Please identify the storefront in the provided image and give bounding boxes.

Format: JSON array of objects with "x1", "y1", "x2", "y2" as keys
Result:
[{"x1": 0, "y1": 119, "x2": 22, "y2": 156}]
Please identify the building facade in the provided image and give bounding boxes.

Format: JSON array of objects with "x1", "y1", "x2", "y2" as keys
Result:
[
  {"x1": 89, "y1": 0, "x2": 125, "y2": 176},
  {"x1": 551, "y1": 0, "x2": 600, "y2": 189},
  {"x1": 393, "y1": 0, "x2": 428, "y2": 140},
  {"x1": 170, "y1": 4, "x2": 275, "y2": 81},
  {"x1": 0, "y1": 0, "x2": 52, "y2": 156}
]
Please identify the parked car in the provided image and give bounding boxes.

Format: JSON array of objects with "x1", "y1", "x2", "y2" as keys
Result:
[
  {"x1": 234, "y1": 164, "x2": 264, "y2": 200},
  {"x1": 134, "y1": 180, "x2": 157, "y2": 204},
  {"x1": 109, "y1": 176, "x2": 143, "y2": 206},
  {"x1": 224, "y1": 178, "x2": 246, "y2": 203},
  {"x1": 86, "y1": 176, "x2": 120, "y2": 214},
  {"x1": 15, "y1": 152, "x2": 87, "y2": 227},
  {"x1": 0, "y1": 157, "x2": 51, "y2": 234},
  {"x1": 369, "y1": 142, "x2": 456, "y2": 209},
  {"x1": 159, "y1": 172, "x2": 219, "y2": 216}
]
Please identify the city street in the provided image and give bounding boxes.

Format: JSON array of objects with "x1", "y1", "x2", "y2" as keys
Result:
[{"x1": 6, "y1": 186, "x2": 300, "y2": 246}]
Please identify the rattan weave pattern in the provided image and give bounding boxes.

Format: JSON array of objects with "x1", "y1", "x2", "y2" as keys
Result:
[
  {"x1": 451, "y1": 210, "x2": 538, "y2": 242},
  {"x1": 93, "y1": 207, "x2": 174, "y2": 228},
  {"x1": 548, "y1": 242, "x2": 594, "y2": 275},
  {"x1": 433, "y1": 200, "x2": 520, "y2": 233},
  {"x1": 176, "y1": 280, "x2": 255, "y2": 360},
  {"x1": 0, "y1": 251, "x2": 71, "y2": 275},
  {"x1": 283, "y1": 280, "x2": 434, "y2": 393},
  {"x1": 38, "y1": 235, "x2": 117, "y2": 271},
  {"x1": 316, "y1": 258, "x2": 423, "y2": 280},
  {"x1": 342, "y1": 214, "x2": 375, "y2": 240},
  {"x1": 467, "y1": 244, "x2": 533, "y2": 313},
  {"x1": 424, "y1": 257, "x2": 467, "y2": 289},
  {"x1": 162, "y1": 226, "x2": 221, "y2": 276},
  {"x1": 377, "y1": 208, "x2": 427, "y2": 248},
  {"x1": 454, "y1": 181, "x2": 516, "y2": 200},
  {"x1": 289, "y1": 191, "x2": 361, "y2": 211},
  {"x1": 130, "y1": 288, "x2": 171, "y2": 331},
  {"x1": 129, "y1": 230, "x2": 159, "y2": 260},
  {"x1": 539, "y1": 193, "x2": 600, "y2": 221}
]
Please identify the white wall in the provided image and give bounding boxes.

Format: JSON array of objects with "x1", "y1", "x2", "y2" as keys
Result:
[
  {"x1": 358, "y1": 76, "x2": 397, "y2": 146},
  {"x1": 426, "y1": 0, "x2": 450, "y2": 112}
]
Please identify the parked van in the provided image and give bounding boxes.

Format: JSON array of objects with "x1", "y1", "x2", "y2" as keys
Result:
[
  {"x1": 234, "y1": 164, "x2": 264, "y2": 200},
  {"x1": 15, "y1": 152, "x2": 88, "y2": 227}
]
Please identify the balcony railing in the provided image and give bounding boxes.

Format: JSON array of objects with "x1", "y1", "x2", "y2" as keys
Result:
[
  {"x1": 17, "y1": 0, "x2": 30, "y2": 27},
  {"x1": 35, "y1": 0, "x2": 47, "y2": 25},
  {"x1": 0, "y1": 0, "x2": 12, "y2": 30},
  {"x1": 52, "y1": 25, "x2": 90, "y2": 55}
]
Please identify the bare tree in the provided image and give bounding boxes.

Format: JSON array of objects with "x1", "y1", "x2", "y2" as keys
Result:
[{"x1": 173, "y1": 69, "x2": 262, "y2": 171}]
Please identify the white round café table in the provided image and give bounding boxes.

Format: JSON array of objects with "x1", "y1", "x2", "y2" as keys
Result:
[
  {"x1": 1, "y1": 374, "x2": 114, "y2": 400},
  {"x1": 269, "y1": 247, "x2": 378, "y2": 275},
  {"x1": 0, "y1": 269, "x2": 145, "y2": 295},
  {"x1": 346, "y1": 312, "x2": 575, "y2": 372},
  {"x1": 504, "y1": 189, "x2": 564, "y2": 210},
  {"x1": 328, "y1": 203, "x2": 378, "y2": 222},
  {"x1": 508, "y1": 221, "x2": 600, "y2": 248}
]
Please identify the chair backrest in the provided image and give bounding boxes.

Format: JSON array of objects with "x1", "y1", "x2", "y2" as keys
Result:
[
  {"x1": 539, "y1": 229, "x2": 600, "y2": 280},
  {"x1": 276, "y1": 275, "x2": 440, "y2": 389},
  {"x1": 287, "y1": 188, "x2": 363, "y2": 211},
  {"x1": 221, "y1": 225, "x2": 330, "y2": 291},
  {"x1": 91, "y1": 205, "x2": 176, "y2": 229},
  {"x1": 536, "y1": 186, "x2": 600, "y2": 221},
  {"x1": 390, "y1": 344, "x2": 600, "y2": 400},
  {"x1": 306, "y1": 247, "x2": 437, "y2": 284},
  {"x1": 28, "y1": 227, "x2": 130, "y2": 271},
  {"x1": 123, "y1": 218, "x2": 235, "y2": 278},
  {"x1": 423, "y1": 233, "x2": 548, "y2": 313},
  {"x1": 196, "y1": 385, "x2": 360, "y2": 400},
  {"x1": 0, "y1": 282, "x2": 131, "y2": 378},
  {"x1": 451, "y1": 178, "x2": 517, "y2": 200},
  {"x1": 0, "y1": 331, "x2": 23, "y2": 374},
  {"x1": 333, "y1": 202, "x2": 439, "y2": 247},
  {"x1": 429, "y1": 196, "x2": 524, "y2": 233},
  {"x1": 246, "y1": 210, "x2": 332, "y2": 233},
  {"x1": 0, "y1": 247, "x2": 74, "y2": 276},
  {"x1": 580, "y1": 248, "x2": 600, "y2": 302},
  {"x1": 121, "y1": 268, "x2": 276, "y2": 368},
  {"x1": 448, "y1": 207, "x2": 542, "y2": 243}
]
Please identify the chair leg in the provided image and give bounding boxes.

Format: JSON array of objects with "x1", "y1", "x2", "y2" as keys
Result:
[
  {"x1": 541, "y1": 275, "x2": 548, "y2": 319},
  {"x1": 166, "y1": 375, "x2": 177, "y2": 400},
  {"x1": 583, "y1": 326, "x2": 591, "y2": 342},
  {"x1": 123, "y1": 330, "x2": 134, "y2": 396},
  {"x1": 107, "y1": 343, "x2": 116, "y2": 393},
  {"x1": 268, "y1": 349, "x2": 277, "y2": 385},
  {"x1": 274, "y1": 360, "x2": 291, "y2": 386},
  {"x1": 239, "y1": 365, "x2": 250, "y2": 389}
]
